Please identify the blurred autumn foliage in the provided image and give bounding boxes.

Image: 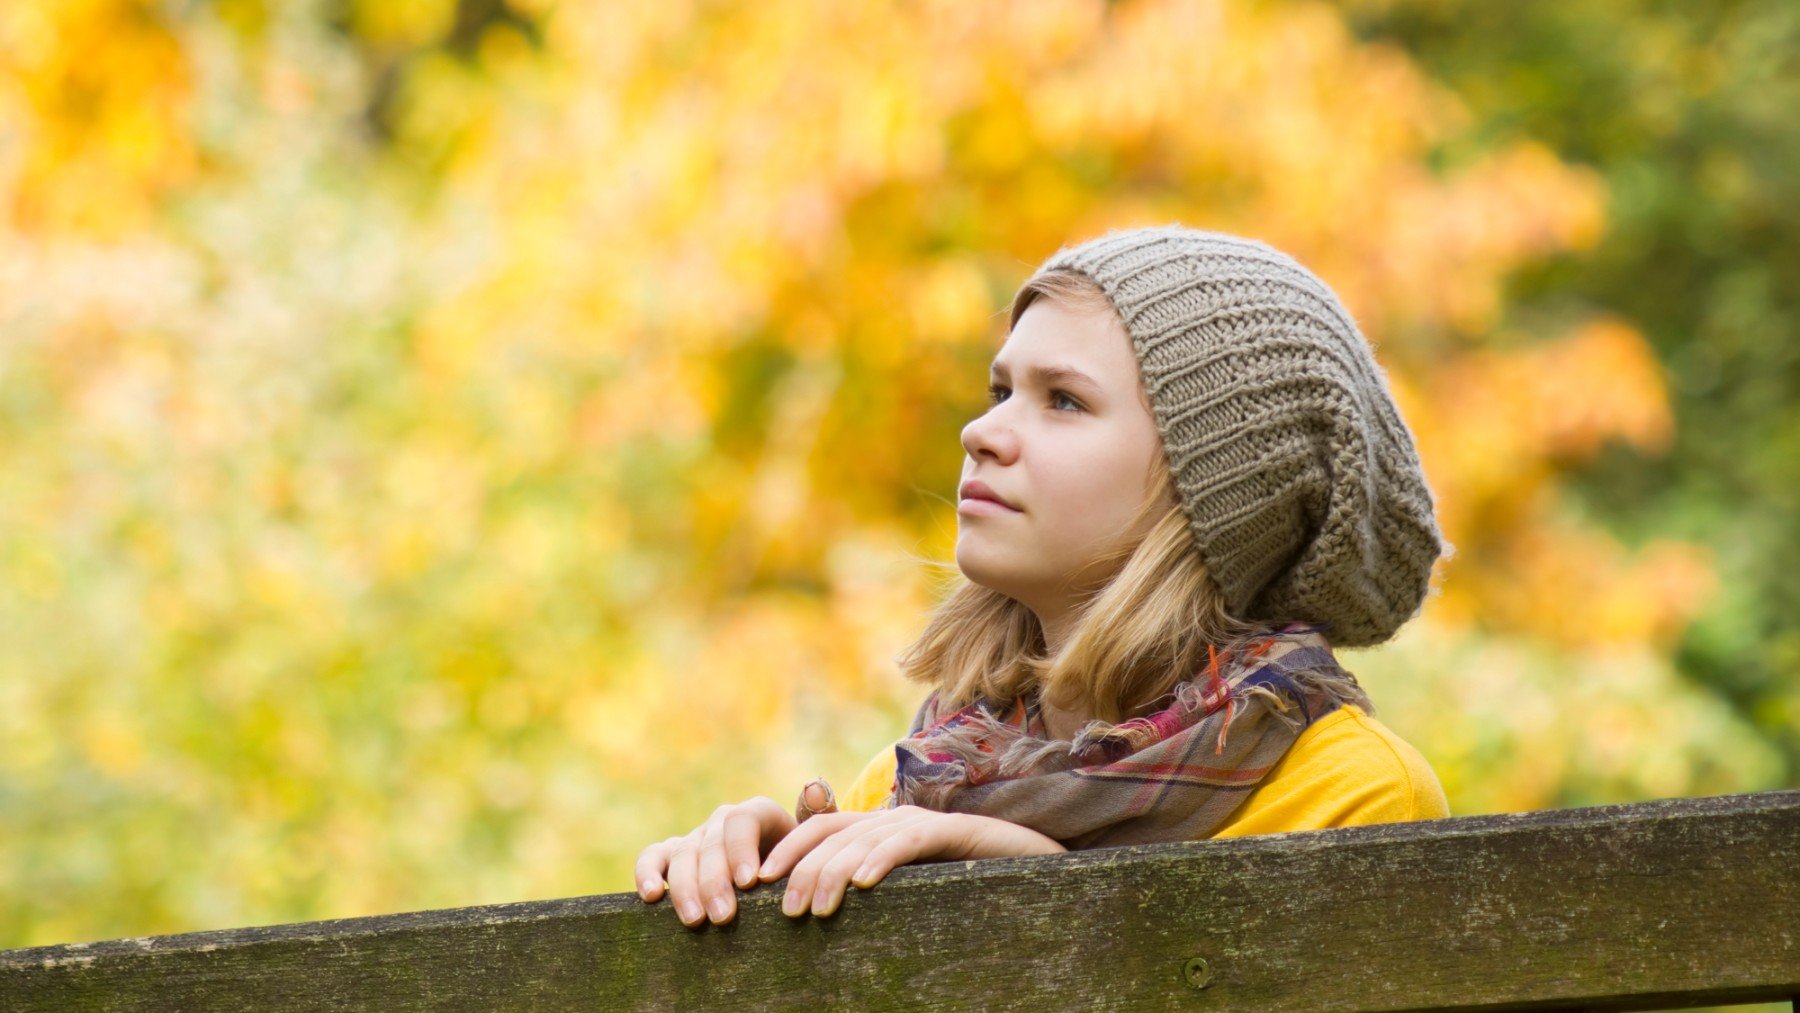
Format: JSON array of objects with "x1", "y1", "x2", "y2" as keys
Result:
[{"x1": 1, "y1": 0, "x2": 1792, "y2": 948}]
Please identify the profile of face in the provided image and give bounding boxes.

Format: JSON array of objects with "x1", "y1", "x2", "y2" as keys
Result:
[{"x1": 956, "y1": 296, "x2": 1175, "y2": 623}]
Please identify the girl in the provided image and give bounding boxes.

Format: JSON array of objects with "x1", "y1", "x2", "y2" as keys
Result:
[{"x1": 634, "y1": 225, "x2": 1450, "y2": 928}]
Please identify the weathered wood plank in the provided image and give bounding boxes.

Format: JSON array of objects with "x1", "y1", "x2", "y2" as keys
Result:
[{"x1": 3, "y1": 791, "x2": 1797, "y2": 1011}]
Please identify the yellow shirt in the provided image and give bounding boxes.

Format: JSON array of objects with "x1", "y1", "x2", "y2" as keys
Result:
[{"x1": 838, "y1": 703, "x2": 1449, "y2": 837}]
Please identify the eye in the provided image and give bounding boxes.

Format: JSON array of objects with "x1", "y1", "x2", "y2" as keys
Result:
[
  {"x1": 986, "y1": 382, "x2": 1009, "y2": 405},
  {"x1": 986, "y1": 384, "x2": 1084, "y2": 413}
]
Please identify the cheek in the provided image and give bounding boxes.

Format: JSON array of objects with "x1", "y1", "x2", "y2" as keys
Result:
[{"x1": 1050, "y1": 441, "x2": 1154, "y2": 533}]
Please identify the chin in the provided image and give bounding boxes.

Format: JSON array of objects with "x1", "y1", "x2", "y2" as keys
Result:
[{"x1": 954, "y1": 544, "x2": 1027, "y2": 600}]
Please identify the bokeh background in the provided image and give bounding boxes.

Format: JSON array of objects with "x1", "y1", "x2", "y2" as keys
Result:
[{"x1": 3, "y1": 0, "x2": 1796, "y2": 949}]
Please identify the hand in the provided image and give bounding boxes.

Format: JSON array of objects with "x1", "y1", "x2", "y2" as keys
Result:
[
  {"x1": 756, "y1": 805, "x2": 1066, "y2": 918},
  {"x1": 633, "y1": 795, "x2": 797, "y2": 928}
]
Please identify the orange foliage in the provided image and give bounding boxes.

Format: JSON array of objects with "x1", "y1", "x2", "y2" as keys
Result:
[{"x1": 0, "y1": 0, "x2": 198, "y2": 235}]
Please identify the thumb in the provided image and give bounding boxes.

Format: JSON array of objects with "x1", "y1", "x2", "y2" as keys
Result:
[{"x1": 794, "y1": 776, "x2": 838, "y2": 824}]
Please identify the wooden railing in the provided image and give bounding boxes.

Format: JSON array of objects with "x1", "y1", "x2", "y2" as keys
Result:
[{"x1": 3, "y1": 790, "x2": 1797, "y2": 1011}]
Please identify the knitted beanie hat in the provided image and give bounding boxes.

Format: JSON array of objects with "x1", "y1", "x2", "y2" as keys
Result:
[{"x1": 1020, "y1": 225, "x2": 1446, "y2": 647}]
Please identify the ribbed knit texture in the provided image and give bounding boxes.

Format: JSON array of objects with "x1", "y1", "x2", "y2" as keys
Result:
[{"x1": 1028, "y1": 225, "x2": 1446, "y2": 646}]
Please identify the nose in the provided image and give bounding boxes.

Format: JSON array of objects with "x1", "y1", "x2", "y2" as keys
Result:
[{"x1": 961, "y1": 402, "x2": 1019, "y2": 464}]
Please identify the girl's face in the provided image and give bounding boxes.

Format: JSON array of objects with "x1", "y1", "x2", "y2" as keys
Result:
[{"x1": 956, "y1": 296, "x2": 1174, "y2": 622}]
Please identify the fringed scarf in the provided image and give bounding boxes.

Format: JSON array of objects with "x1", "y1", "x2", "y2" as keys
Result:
[{"x1": 881, "y1": 624, "x2": 1373, "y2": 849}]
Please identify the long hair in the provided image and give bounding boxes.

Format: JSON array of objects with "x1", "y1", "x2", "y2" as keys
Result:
[{"x1": 896, "y1": 269, "x2": 1265, "y2": 725}]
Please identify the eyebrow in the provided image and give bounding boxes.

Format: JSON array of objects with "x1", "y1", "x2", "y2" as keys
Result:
[{"x1": 988, "y1": 361, "x2": 1105, "y2": 396}]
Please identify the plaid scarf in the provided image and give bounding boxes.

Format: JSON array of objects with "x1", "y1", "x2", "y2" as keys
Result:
[{"x1": 882, "y1": 625, "x2": 1373, "y2": 849}]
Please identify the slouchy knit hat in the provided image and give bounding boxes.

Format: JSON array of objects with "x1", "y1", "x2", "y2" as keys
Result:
[{"x1": 1021, "y1": 225, "x2": 1446, "y2": 646}]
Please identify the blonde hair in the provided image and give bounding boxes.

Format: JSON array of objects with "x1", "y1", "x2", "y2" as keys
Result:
[{"x1": 897, "y1": 270, "x2": 1262, "y2": 725}]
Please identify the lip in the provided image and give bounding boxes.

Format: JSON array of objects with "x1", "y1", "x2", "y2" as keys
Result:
[{"x1": 958, "y1": 480, "x2": 1020, "y2": 512}]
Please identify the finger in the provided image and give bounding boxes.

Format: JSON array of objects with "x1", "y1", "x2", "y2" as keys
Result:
[
  {"x1": 633, "y1": 837, "x2": 679, "y2": 902},
  {"x1": 759, "y1": 810, "x2": 869, "y2": 883},
  {"x1": 779, "y1": 815, "x2": 888, "y2": 917},
  {"x1": 850, "y1": 811, "x2": 966, "y2": 890},
  {"x1": 722, "y1": 804, "x2": 772, "y2": 890},
  {"x1": 697, "y1": 810, "x2": 738, "y2": 925},
  {"x1": 664, "y1": 835, "x2": 705, "y2": 928},
  {"x1": 802, "y1": 811, "x2": 936, "y2": 917},
  {"x1": 794, "y1": 777, "x2": 837, "y2": 824},
  {"x1": 779, "y1": 817, "x2": 863, "y2": 918}
]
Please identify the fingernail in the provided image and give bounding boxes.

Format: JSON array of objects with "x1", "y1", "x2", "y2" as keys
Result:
[
  {"x1": 758, "y1": 859, "x2": 774, "y2": 879},
  {"x1": 851, "y1": 863, "x2": 872, "y2": 886},
  {"x1": 782, "y1": 888, "x2": 801, "y2": 917},
  {"x1": 735, "y1": 862, "x2": 754, "y2": 887},
  {"x1": 708, "y1": 896, "x2": 729, "y2": 921},
  {"x1": 678, "y1": 900, "x2": 701, "y2": 923}
]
